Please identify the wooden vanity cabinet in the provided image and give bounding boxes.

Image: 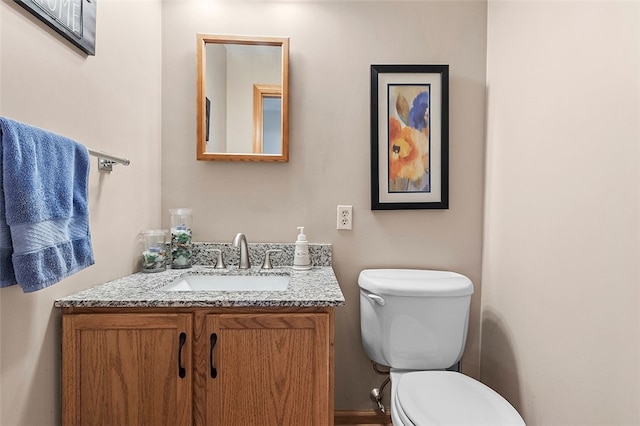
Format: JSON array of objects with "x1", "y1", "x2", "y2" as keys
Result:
[
  {"x1": 61, "y1": 312, "x2": 193, "y2": 426},
  {"x1": 61, "y1": 307, "x2": 334, "y2": 426},
  {"x1": 198, "y1": 312, "x2": 331, "y2": 425}
]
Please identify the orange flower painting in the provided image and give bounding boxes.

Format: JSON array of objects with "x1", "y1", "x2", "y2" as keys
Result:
[{"x1": 388, "y1": 85, "x2": 430, "y2": 192}]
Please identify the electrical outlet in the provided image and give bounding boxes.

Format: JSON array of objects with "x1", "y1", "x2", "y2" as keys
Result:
[{"x1": 337, "y1": 205, "x2": 353, "y2": 230}]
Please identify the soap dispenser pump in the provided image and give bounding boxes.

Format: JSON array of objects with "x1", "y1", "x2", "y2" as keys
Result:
[{"x1": 292, "y1": 226, "x2": 312, "y2": 270}]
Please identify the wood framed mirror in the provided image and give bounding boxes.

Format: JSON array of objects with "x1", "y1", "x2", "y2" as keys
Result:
[{"x1": 196, "y1": 34, "x2": 289, "y2": 162}]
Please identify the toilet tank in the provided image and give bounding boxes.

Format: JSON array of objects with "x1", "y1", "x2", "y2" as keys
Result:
[{"x1": 359, "y1": 269, "x2": 474, "y2": 370}]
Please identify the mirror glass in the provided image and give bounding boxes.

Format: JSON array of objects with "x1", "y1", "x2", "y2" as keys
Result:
[{"x1": 197, "y1": 34, "x2": 289, "y2": 162}]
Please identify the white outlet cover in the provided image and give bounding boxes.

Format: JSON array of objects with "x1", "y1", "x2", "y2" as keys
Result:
[{"x1": 337, "y1": 205, "x2": 352, "y2": 230}]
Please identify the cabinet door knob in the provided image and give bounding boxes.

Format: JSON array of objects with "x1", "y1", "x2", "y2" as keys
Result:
[
  {"x1": 178, "y1": 332, "x2": 187, "y2": 379},
  {"x1": 210, "y1": 333, "x2": 218, "y2": 379}
]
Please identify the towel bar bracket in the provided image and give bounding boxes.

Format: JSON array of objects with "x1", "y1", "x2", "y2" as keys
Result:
[
  {"x1": 88, "y1": 149, "x2": 130, "y2": 172},
  {"x1": 98, "y1": 158, "x2": 117, "y2": 171}
]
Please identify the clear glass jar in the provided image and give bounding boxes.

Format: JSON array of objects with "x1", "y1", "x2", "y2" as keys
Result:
[
  {"x1": 170, "y1": 208, "x2": 193, "y2": 269},
  {"x1": 141, "y1": 230, "x2": 167, "y2": 273}
]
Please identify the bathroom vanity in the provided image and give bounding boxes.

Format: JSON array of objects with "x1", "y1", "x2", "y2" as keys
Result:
[{"x1": 55, "y1": 247, "x2": 344, "y2": 426}]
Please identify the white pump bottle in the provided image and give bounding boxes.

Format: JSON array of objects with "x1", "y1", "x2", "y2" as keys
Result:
[{"x1": 292, "y1": 226, "x2": 311, "y2": 270}]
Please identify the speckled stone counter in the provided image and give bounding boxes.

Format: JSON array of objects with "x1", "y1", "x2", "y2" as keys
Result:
[{"x1": 55, "y1": 243, "x2": 345, "y2": 308}]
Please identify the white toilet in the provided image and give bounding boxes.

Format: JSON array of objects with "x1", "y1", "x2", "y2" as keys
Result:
[{"x1": 359, "y1": 269, "x2": 525, "y2": 425}]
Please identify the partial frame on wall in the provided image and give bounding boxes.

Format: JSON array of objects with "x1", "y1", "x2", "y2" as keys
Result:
[
  {"x1": 370, "y1": 64, "x2": 449, "y2": 210},
  {"x1": 14, "y1": 0, "x2": 96, "y2": 55}
]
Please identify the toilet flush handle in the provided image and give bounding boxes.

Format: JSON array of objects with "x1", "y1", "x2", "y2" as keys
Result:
[{"x1": 366, "y1": 293, "x2": 386, "y2": 306}]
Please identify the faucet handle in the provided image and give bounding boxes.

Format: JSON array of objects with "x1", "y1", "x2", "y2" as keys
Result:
[
  {"x1": 262, "y1": 249, "x2": 283, "y2": 269},
  {"x1": 205, "y1": 249, "x2": 226, "y2": 269}
]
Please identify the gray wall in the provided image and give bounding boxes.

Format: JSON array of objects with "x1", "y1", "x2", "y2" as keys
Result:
[
  {"x1": 161, "y1": 0, "x2": 487, "y2": 409},
  {"x1": 482, "y1": 1, "x2": 640, "y2": 424},
  {"x1": 0, "y1": 1, "x2": 162, "y2": 424}
]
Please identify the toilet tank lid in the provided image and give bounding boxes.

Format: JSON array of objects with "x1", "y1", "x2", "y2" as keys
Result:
[{"x1": 358, "y1": 269, "x2": 473, "y2": 297}]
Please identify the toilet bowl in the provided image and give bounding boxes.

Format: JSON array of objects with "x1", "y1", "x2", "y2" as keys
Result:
[
  {"x1": 359, "y1": 269, "x2": 525, "y2": 426},
  {"x1": 390, "y1": 370, "x2": 524, "y2": 425}
]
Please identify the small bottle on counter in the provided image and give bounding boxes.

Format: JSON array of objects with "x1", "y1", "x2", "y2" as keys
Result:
[
  {"x1": 292, "y1": 226, "x2": 312, "y2": 270},
  {"x1": 170, "y1": 208, "x2": 193, "y2": 269}
]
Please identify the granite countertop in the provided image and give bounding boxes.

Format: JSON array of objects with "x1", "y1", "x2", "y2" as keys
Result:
[{"x1": 55, "y1": 265, "x2": 345, "y2": 308}]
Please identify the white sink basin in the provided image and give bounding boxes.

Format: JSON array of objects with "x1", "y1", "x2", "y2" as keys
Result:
[{"x1": 160, "y1": 273, "x2": 290, "y2": 292}]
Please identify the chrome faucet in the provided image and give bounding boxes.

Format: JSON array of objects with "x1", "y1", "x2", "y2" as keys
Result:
[{"x1": 232, "y1": 233, "x2": 251, "y2": 269}]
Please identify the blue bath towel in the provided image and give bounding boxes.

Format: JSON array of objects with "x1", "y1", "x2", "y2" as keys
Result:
[{"x1": 0, "y1": 117, "x2": 94, "y2": 292}]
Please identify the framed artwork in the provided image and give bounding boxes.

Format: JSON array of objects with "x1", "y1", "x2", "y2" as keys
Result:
[
  {"x1": 14, "y1": 0, "x2": 96, "y2": 55},
  {"x1": 370, "y1": 64, "x2": 449, "y2": 210}
]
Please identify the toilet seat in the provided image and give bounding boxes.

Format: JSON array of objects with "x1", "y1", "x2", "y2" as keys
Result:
[{"x1": 392, "y1": 371, "x2": 525, "y2": 426}]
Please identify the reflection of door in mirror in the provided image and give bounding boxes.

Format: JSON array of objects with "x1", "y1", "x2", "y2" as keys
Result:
[
  {"x1": 253, "y1": 84, "x2": 281, "y2": 154},
  {"x1": 196, "y1": 34, "x2": 289, "y2": 162}
]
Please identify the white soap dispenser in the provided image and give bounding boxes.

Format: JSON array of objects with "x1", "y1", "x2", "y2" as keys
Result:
[{"x1": 292, "y1": 226, "x2": 312, "y2": 270}]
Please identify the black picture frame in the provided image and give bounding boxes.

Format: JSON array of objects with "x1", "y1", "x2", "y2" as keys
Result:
[
  {"x1": 371, "y1": 64, "x2": 449, "y2": 210},
  {"x1": 15, "y1": 0, "x2": 96, "y2": 56}
]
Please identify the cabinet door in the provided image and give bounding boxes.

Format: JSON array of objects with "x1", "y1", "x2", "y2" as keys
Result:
[
  {"x1": 62, "y1": 313, "x2": 192, "y2": 426},
  {"x1": 203, "y1": 313, "x2": 331, "y2": 425}
]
